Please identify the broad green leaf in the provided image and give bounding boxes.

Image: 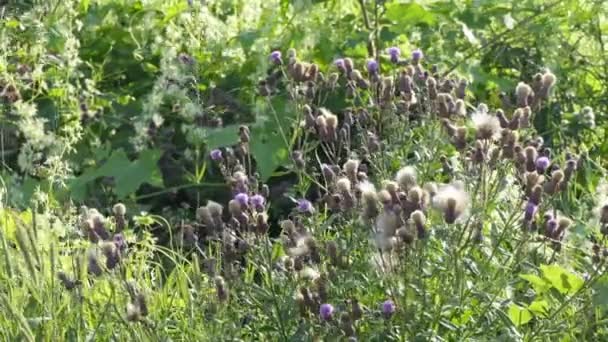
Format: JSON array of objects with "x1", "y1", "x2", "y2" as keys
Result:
[
  {"x1": 519, "y1": 274, "x2": 552, "y2": 294},
  {"x1": 205, "y1": 125, "x2": 240, "y2": 150},
  {"x1": 508, "y1": 304, "x2": 533, "y2": 326},
  {"x1": 540, "y1": 264, "x2": 584, "y2": 296},
  {"x1": 385, "y1": 3, "x2": 436, "y2": 27},
  {"x1": 528, "y1": 300, "x2": 549, "y2": 316}
]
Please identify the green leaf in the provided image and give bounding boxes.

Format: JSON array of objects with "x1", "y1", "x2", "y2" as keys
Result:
[
  {"x1": 508, "y1": 304, "x2": 533, "y2": 327},
  {"x1": 540, "y1": 264, "x2": 584, "y2": 296},
  {"x1": 68, "y1": 149, "x2": 163, "y2": 201},
  {"x1": 205, "y1": 125, "x2": 240, "y2": 150},
  {"x1": 385, "y1": 3, "x2": 436, "y2": 27},
  {"x1": 528, "y1": 300, "x2": 549, "y2": 316},
  {"x1": 519, "y1": 274, "x2": 552, "y2": 294}
]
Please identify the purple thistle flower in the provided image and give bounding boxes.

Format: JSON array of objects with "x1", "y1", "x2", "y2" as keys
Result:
[
  {"x1": 319, "y1": 303, "x2": 334, "y2": 321},
  {"x1": 334, "y1": 58, "x2": 346, "y2": 72},
  {"x1": 524, "y1": 201, "x2": 537, "y2": 222},
  {"x1": 235, "y1": 193, "x2": 249, "y2": 206},
  {"x1": 535, "y1": 156, "x2": 550, "y2": 173},
  {"x1": 112, "y1": 233, "x2": 126, "y2": 253},
  {"x1": 387, "y1": 47, "x2": 400, "y2": 64},
  {"x1": 412, "y1": 49, "x2": 424, "y2": 63},
  {"x1": 210, "y1": 149, "x2": 223, "y2": 161},
  {"x1": 250, "y1": 194, "x2": 265, "y2": 207},
  {"x1": 269, "y1": 50, "x2": 282, "y2": 65},
  {"x1": 297, "y1": 199, "x2": 314, "y2": 214},
  {"x1": 546, "y1": 219, "x2": 558, "y2": 237},
  {"x1": 367, "y1": 59, "x2": 379, "y2": 74},
  {"x1": 382, "y1": 300, "x2": 396, "y2": 318}
]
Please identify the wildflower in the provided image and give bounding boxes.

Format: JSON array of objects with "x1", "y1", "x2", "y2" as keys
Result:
[
  {"x1": 535, "y1": 156, "x2": 550, "y2": 173},
  {"x1": 433, "y1": 183, "x2": 469, "y2": 224},
  {"x1": 297, "y1": 199, "x2": 314, "y2": 214},
  {"x1": 387, "y1": 46, "x2": 400, "y2": 63},
  {"x1": 235, "y1": 193, "x2": 249, "y2": 206},
  {"x1": 335, "y1": 58, "x2": 346, "y2": 72},
  {"x1": 250, "y1": 194, "x2": 265, "y2": 209},
  {"x1": 269, "y1": 50, "x2": 282, "y2": 64},
  {"x1": 210, "y1": 149, "x2": 223, "y2": 161},
  {"x1": 395, "y1": 166, "x2": 417, "y2": 191},
  {"x1": 472, "y1": 110, "x2": 501, "y2": 140},
  {"x1": 411, "y1": 48, "x2": 424, "y2": 64},
  {"x1": 367, "y1": 59, "x2": 379, "y2": 75},
  {"x1": 381, "y1": 300, "x2": 396, "y2": 318},
  {"x1": 524, "y1": 201, "x2": 537, "y2": 222},
  {"x1": 320, "y1": 303, "x2": 334, "y2": 321}
]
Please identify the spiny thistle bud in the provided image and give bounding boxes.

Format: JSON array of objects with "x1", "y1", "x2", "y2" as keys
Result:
[
  {"x1": 395, "y1": 166, "x2": 417, "y2": 191},
  {"x1": 397, "y1": 226, "x2": 415, "y2": 244},
  {"x1": 327, "y1": 241, "x2": 340, "y2": 266},
  {"x1": 539, "y1": 71, "x2": 556, "y2": 99},
  {"x1": 214, "y1": 276, "x2": 229, "y2": 302},
  {"x1": 343, "y1": 159, "x2": 359, "y2": 180},
  {"x1": 427, "y1": 76, "x2": 438, "y2": 99},
  {"x1": 524, "y1": 201, "x2": 537, "y2": 222},
  {"x1": 456, "y1": 79, "x2": 468, "y2": 99},
  {"x1": 496, "y1": 109, "x2": 509, "y2": 128},
  {"x1": 436, "y1": 93, "x2": 455, "y2": 118},
  {"x1": 454, "y1": 99, "x2": 466, "y2": 117},
  {"x1": 516, "y1": 82, "x2": 533, "y2": 108},
  {"x1": 101, "y1": 242, "x2": 121, "y2": 270},
  {"x1": 433, "y1": 184, "x2": 469, "y2": 224},
  {"x1": 524, "y1": 146, "x2": 538, "y2": 172},
  {"x1": 57, "y1": 271, "x2": 78, "y2": 290},
  {"x1": 340, "y1": 312, "x2": 356, "y2": 336},
  {"x1": 411, "y1": 210, "x2": 426, "y2": 238},
  {"x1": 530, "y1": 184, "x2": 543, "y2": 205},
  {"x1": 87, "y1": 249, "x2": 103, "y2": 277}
]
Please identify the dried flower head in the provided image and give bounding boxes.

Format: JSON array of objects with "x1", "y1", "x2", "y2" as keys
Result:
[
  {"x1": 472, "y1": 110, "x2": 501, "y2": 140},
  {"x1": 433, "y1": 183, "x2": 469, "y2": 224},
  {"x1": 395, "y1": 166, "x2": 417, "y2": 191}
]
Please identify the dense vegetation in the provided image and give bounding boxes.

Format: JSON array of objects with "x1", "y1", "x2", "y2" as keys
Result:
[{"x1": 1, "y1": 0, "x2": 608, "y2": 340}]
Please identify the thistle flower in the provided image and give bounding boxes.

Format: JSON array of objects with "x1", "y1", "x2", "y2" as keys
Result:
[
  {"x1": 387, "y1": 46, "x2": 400, "y2": 63},
  {"x1": 433, "y1": 183, "x2": 469, "y2": 224},
  {"x1": 335, "y1": 58, "x2": 346, "y2": 72},
  {"x1": 367, "y1": 59, "x2": 379, "y2": 75},
  {"x1": 214, "y1": 276, "x2": 229, "y2": 302},
  {"x1": 234, "y1": 193, "x2": 249, "y2": 207},
  {"x1": 381, "y1": 300, "x2": 396, "y2": 318},
  {"x1": 411, "y1": 210, "x2": 426, "y2": 238},
  {"x1": 250, "y1": 194, "x2": 265, "y2": 210},
  {"x1": 210, "y1": 149, "x2": 223, "y2": 161},
  {"x1": 297, "y1": 199, "x2": 314, "y2": 214},
  {"x1": 524, "y1": 201, "x2": 537, "y2": 222},
  {"x1": 472, "y1": 110, "x2": 501, "y2": 140},
  {"x1": 269, "y1": 50, "x2": 282, "y2": 65},
  {"x1": 411, "y1": 48, "x2": 423, "y2": 64},
  {"x1": 126, "y1": 302, "x2": 141, "y2": 322},
  {"x1": 320, "y1": 303, "x2": 334, "y2": 321},
  {"x1": 536, "y1": 156, "x2": 550, "y2": 173},
  {"x1": 395, "y1": 166, "x2": 417, "y2": 191}
]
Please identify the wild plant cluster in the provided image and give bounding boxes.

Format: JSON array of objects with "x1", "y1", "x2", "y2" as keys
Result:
[{"x1": 2, "y1": 45, "x2": 606, "y2": 340}]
